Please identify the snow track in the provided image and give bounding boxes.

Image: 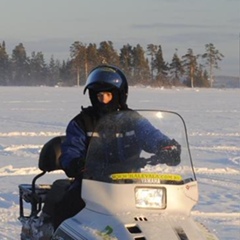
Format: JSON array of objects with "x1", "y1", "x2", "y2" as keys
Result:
[
  {"x1": 0, "y1": 207, "x2": 21, "y2": 240},
  {"x1": 0, "y1": 131, "x2": 64, "y2": 137},
  {"x1": 0, "y1": 87, "x2": 239, "y2": 240}
]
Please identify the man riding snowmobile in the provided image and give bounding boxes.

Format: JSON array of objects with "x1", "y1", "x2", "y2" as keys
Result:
[{"x1": 31, "y1": 64, "x2": 181, "y2": 239}]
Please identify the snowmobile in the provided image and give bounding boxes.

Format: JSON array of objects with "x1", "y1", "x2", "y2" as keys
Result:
[{"x1": 18, "y1": 110, "x2": 219, "y2": 240}]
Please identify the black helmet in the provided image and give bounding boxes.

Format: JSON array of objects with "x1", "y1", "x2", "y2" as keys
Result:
[{"x1": 84, "y1": 65, "x2": 128, "y2": 109}]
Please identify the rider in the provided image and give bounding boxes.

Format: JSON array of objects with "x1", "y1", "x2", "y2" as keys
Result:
[{"x1": 45, "y1": 64, "x2": 181, "y2": 230}]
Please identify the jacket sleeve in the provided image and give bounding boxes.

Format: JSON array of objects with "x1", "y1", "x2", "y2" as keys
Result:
[
  {"x1": 134, "y1": 117, "x2": 171, "y2": 154},
  {"x1": 60, "y1": 120, "x2": 88, "y2": 172}
]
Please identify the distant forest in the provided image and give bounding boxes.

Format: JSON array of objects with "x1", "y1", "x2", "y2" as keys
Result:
[{"x1": 0, "y1": 40, "x2": 224, "y2": 88}]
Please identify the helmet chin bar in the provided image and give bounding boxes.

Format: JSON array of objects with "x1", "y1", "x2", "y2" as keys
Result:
[
  {"x1": 90, "y1": 88, "x2": 120, "y2": 114},
  {"x1": 97, "y1": 92, "x2": 113, "y2": 104}
]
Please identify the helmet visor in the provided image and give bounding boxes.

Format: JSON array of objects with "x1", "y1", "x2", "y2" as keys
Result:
[{"x1": 84, "y1": 67, "x2": 123, "y2": 93}]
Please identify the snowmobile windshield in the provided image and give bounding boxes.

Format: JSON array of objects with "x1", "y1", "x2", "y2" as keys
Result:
[{"x1": 83, "y1": 110, "x2": 196, "y2": 185}]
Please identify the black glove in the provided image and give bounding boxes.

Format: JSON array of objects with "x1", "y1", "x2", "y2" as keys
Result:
[
  {"x1": 156, "y1": 139, "x2": 181, "y2": 166},
  {"x1": 64, "y1": 158, "x2": 85, "y2": 178}
]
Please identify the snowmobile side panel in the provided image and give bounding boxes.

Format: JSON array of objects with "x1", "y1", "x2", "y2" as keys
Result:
[{"x1": 57, "y1": 208, "x2": 217, "y2": 240}]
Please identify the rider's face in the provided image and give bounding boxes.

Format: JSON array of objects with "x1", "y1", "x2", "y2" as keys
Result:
[{"x1": 97, "y1": 92, "x2": 113, "y2": 104}]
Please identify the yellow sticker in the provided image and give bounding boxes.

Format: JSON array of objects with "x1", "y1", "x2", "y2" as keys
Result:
[{"x1": 110, "y1": 173, "x2": 182, "y2": 181}]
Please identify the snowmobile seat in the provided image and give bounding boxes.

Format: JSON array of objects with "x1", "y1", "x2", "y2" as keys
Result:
[
  {"x1": 38, "y1": 135, "x2": 66, "y2": 172},
  {"x1": 19, "y1": 136, "x2": 66, "y2": 218}
]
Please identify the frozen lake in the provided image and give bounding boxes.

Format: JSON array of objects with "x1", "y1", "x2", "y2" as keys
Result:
[{"x1": 0, "y1": 86, "x2": 239, "y2": 239}]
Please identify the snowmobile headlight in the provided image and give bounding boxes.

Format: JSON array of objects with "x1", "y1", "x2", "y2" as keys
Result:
[{"x1": 135, "y1": 187, "x2": 166, "y2": 209}]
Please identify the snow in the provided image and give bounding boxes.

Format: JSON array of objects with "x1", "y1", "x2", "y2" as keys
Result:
[{"x1": 0, "y1": 86, "x2": 239, "y2": 240}]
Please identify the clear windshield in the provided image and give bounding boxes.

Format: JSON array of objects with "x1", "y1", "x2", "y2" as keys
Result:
[{"x1": 83, "y1": 110, "x2": 195, "y2": 184}]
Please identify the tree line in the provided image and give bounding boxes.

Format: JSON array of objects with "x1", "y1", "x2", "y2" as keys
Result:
[{"x1": 0, "y1": 40, "x2": 224, "y2": 88}]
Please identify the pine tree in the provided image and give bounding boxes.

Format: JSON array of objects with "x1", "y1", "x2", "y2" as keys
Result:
[
  {"x1": 11, "y1": 43, "x2": 30, "y2": 85},
  {"x1": 146, "y1": 44, "x2": 158, "y2": 81},
  {"x1": 98, "y1": 41, "x2": 119, "y2": 65},
  {"x1": 119, "y1": 44, "x2": 133, "y2": 84},
  {"x1": 154, "y1": 45, "x2": 169, "y2": 86},
  {"x1": 70, "y1": 41, "x2": 87, "y2": 86},
  {"x1": 48, "y1": 56, "x2": 60, "y2": 86},
  {"x1": 29, "y1": 51, "x2": 47, "y2": 85},
  {"x1": 182, "y1": 48, "x2": 198, "y2": 88},
  {"x1": 169, "y1": 50, "x2": 184, "y2": 86},
  {"x1": 132, "y1": 44, "x2": 150, "y2": 85},
  {"x1": 202, "y1": 43, "x2": 224, "y2": 87},
  {"x1": 86, "y1": 43, "x2": 100, "y2": 78},
  {"x1": 59, "y1": 60, "x2": 74, "y2": 86},
  {"x1": 194, "y1": 64, "x2": 210, "y2": 87},
  {"x1": 0, "y1": 41, "x2": 9, "y2": 85}
]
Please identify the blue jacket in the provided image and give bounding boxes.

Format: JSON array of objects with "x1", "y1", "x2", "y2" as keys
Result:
[{"x1": 60, "y1": 107, "x2": 171, "y2": 178}]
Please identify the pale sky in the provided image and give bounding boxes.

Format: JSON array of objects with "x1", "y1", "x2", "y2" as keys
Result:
[{"x1": 1, "y1": 0, "x2": 239, "y2": 77}]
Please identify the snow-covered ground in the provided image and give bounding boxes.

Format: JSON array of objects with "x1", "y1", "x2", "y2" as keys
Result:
[{"x1": 0, "y1": 86, "x2": 239, "y2": 240}]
